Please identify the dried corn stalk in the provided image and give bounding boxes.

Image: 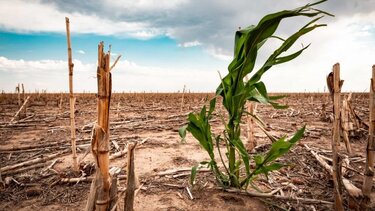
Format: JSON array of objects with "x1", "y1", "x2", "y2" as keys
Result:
[
  {"x1": 20, "y1": 84, "x2": 26, "y2": 119},
  {"x1": 86, "y1": 42, "x2": 121, "y2": 211},
  {"x1": 65, "y1": 17, "x2": 78, "y2": 172},
  {"x1": 16, "y1": 83, "x2": 21, "y2": 106},
  {"x1": 329, "y1": 63, "x2": 344, "y2": 211},
  {"x1": 362, "y1": 65, "x2": 375, "y2": 209},
  {"x1": 180, "y1": 85, "x2": 186, "y2": 112},
  {"x1": 340, "y1": 94, "x2": 352, "y2": 154}
]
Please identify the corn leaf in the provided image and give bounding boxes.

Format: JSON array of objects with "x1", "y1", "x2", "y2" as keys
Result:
[
  {"x1": 190, "y1": 165, "x2": 198, "y2": 186},
  {"x1": 179, "y1": 125, "x2": 188, "y2": 141},
  {"x1": 263, "y1": 126, "x2": 305, "y2": 164}
]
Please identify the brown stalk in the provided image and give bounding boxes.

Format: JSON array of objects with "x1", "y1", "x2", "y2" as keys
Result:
[
  {"x1": 362, "y1": 65, "x2": 375, "y2": 210},
  {"x1": 180, "y1": 85, "x2": 186, "y2": 112},
  {"x1": 331, "y1": 63, "x2": 344, "y2": 211},
  {"x1": 20, "y1": 83, "x2": 26, "y2": 119},
  {"x1": 340, "y1": 94, "x2": 352, "y2": 154},
  {"x1": 86, "y1": 42, "x2": 119, "y2": 211},
  {"x1": 59, "y1": 92, "x2": 63, "y2": 112},
  {"x1": 124, "y1": 142, "x2": 137, "y2": 211},
  {"x1": 65, "y1": 17, "x2": 79, "y2": 172},
  {"x1": 9, "y1": 96, "x2": 30, "y2": 124},
  {"x1": 17, "y1": 83, "x2": 21, "y2": 106}
]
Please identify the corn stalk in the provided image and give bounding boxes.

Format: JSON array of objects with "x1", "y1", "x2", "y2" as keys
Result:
[
  {"x1": 16, "y1": 83, "x2": 21, "y2": 106},
  {"x1": 180, "y1": 0, "x2": 331, "y2": 188},
  {"x1": 65, "y1": 17, "x2": 78, "y2": 172},
  {"x1": 362, "y1": 65, "x2": 375, "y2": 210},
  {"x1": 86, "y1": 42, "x2": 121, "y2": 211},
  {"x1": 331, "y1": 63, "x2": 344, "y2": 210}
]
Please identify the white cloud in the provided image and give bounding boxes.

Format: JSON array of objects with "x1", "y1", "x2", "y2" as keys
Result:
[
  {"x1": 0, "y1": 0, "x2": 160, "y2": 39},
  {"x1": 0, "y1": 56, "x2": 64, "y2": 73},
  {"x1": 178, "y1": 40, "x2": 201, "y2": 48},
  {"x1": 260, "y1": 12, "x2": 375, "y2": 92},
  {"x1": 77, "y1": 50, "x2": 85, "y2": 54},
  {"x1": 128, "y1": 30, "x2": 162, "y2": 40},
  {"x1": 205, "y1": 47, "x2": 232, "y2": 61},
  {"x1": 0, "y1": 56, "x2": 94, "y2": 73},
  {"x1": 0, "y1": 56, "x2": 220, "y2": 92},
  {"x1": 1, "y1": 0, "x2": 375, "y2": 92},
  {"x1": 112, "y1": 59, "x2": 221, "y2": 92},
  {"x1": 105, "y1": 0, "x2": 188, "y2": 11}
]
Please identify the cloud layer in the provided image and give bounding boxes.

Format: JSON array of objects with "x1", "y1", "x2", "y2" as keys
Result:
[
  {"x1": 0, "y1": 0, "x2": 374, "y2": 92},
  {"x1": 0, "y1": 56, "x2": 221, "y2": 92},
  {"x1": 2, "y1": 0, "x2": 372, "y2": 57},
  {"x1": 2, "y1": 1, "x2": 375, "y2": 51}
]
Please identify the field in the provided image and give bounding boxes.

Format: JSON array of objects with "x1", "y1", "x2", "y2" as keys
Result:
[{"x1": 0, "y1": 92, "x2": 371, "y2": 210}]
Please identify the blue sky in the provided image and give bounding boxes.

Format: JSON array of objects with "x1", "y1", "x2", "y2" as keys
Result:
[
  {"x1": 0, "y1": 0, "x2": 374, "y2": 92},
  {"x1": 0, "y1": 31, "x2": 221, "y2": 67}
]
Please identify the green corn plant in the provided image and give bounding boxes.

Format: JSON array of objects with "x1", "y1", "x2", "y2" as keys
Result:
[{"x1": 180, "y1": 0, "x2": 332, "y2": 189}]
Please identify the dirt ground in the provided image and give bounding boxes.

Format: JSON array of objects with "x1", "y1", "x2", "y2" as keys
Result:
[{"x1": 0, "y1": 92, "x2": 372, "y2": 210}]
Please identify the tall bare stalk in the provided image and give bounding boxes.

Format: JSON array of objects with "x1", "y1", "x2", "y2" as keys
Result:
[
  {"x1": 331, "y1": 63, "x2": 344, "y2": 211},
  {"x1": 362, "y1": 65, "x2": 375, "y2": 209},
  {"x1": 20, "y1": 83, "x2": 26, "y2": 119},
  {"x1": 59, "y1": 92, "x2": 63, "y2": 112},
  {"x1": 124, "y1": 142, "x2": 137, "y2": 211},
  {"x1": 180, "y1": 85, "x2": 186, "y2": 112},
  {"x1": 17, "y1": 83, "x2": 21, "y2": 106},
  {"x1": 21, "y1": 84, "x2": 24, "y2": 101},
  {"x1": 65, "y1": 17, "x2": 78, "y2": 172}
]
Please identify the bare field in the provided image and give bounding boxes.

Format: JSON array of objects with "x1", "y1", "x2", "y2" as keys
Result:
[{"x1": 0, "y1": 93, "x2": 371, "y2": 210}]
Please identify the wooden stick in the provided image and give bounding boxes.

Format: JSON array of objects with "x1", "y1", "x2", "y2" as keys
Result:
[
  {"x1": 109, "y1": 146, "x2": 127, "y2": 160},
  {"x1": 17, "y1": 83, "x2": 21, "y2": 106},
  {"x1": 124, "y1": 142, "x2": 137, "y2": 211},
  {"x1": 255, "y1": 121, "x2": 278, "y2": 142},
  {"x1": 20, "y1": 83, "x2": 26, "y2": 119},
  {"x1": 59, "y1": 92, "x2": 63, "y2": 112},
  {"x1": 0, "y1": 151, "x2": 66, "y2": 173},
  {"x1": 362, "y1": 65, "x2": 375, "y2": 210},
  {"x1": 224, "y1": 188, "x2": 333, "y2": 205},
  {"x1": 341, "y1": 95, "x2": 352, "y2": 154},
  {"x1": 9, "y1": 96, "x2": 30, "y2": 123},
  {"x1": 109, "y1": 138, "x2": 148, "y2": 160},
  {"x1": 180, "y1": 85, "x2": 186, "y2": 112},
  {"x1": 65, "y1": 17, "x2": 78, "y2": 172},
  {"x1": 331, "y1": 63, "x2": 344, "y2": 211},
  {"x1": 108, "y1": 173, "x2": 119, "y2": 210},
  {"x1": 2, "y1": 162, "x2": 46, "y2": 175},
  {"x1": 304, "y1": 144, "x2": 362, "y2": 198},
  {"x1": 85, "y1": 171, "x2": 99, "y2": 211},
  {"x1": 157, "y1": 167, "x2": 210, "y2": 176},
  {"x1": 0, "y1": 137, "x2": 91, "y2": 152},
  {"x1": 61, "y1": 175, "x2": 126, "y2": 184},
  {"x1": 111, "y1": 183, "x2": 143, "y2": 211},
  {"x1": 108, "y1": 167, "x2": 122, "y2": 210},
  {"x1": 110, "y1": 55, "x2": 122, "y2": 71},
  {"x1": 186, "y1": 186, "x2": 194, "y2": 200}
]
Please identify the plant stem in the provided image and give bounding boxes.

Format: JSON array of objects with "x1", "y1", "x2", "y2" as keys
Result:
[
  {"x1": 227, "y1": 119, "x2": 239, "y2": 187},
  {"x1": 65, "y1": 17, "x2": 78, "y2": 172}
]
